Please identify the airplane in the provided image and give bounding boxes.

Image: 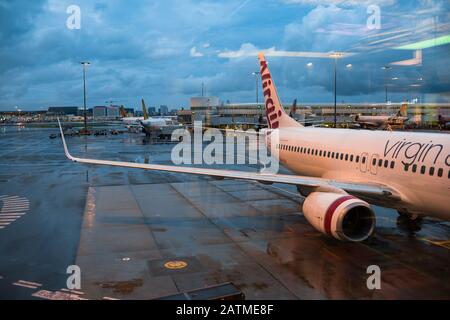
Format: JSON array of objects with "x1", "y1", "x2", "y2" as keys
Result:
[
  {"x1": 119, "y1": 102, "x2": 149, "y2": 126},
  {"x1": 58, "y1": 53, "x2": 450, "y2": 242},
  {"x1": 353, "y1": 102, "x2": 409, "y2": 130},
  {"x1": 139, "y1": 99, "x2": 182, "y2": 137}
]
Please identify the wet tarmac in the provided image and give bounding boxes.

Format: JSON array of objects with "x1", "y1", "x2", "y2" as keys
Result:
[{"x1": 0, "y1": 126, "x2": 449, "y2": 300}]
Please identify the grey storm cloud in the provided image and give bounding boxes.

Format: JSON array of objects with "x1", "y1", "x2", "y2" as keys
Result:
[{"x1": 0, "y1": 0, "x2": 449, "y2": 110}]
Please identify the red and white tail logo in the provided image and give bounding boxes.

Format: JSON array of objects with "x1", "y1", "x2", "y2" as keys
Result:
[{"x1": 258, "y1": 53, "x2": 301, "y2": 129}]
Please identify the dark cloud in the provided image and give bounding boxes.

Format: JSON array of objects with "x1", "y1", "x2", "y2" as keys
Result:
[{"x1": 0, "y1": 0, "x2": 449, "y2": 110}]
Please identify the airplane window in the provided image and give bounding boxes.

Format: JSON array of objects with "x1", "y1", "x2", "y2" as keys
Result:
[
  {"x1": 315, "y1": 149, "x2": 318, "y2": 156},
  {"x1": 384, "y1": 160, "x2": 388, "y2": 168},
  {"x1": 372, "y1": 158, "x2": 376, "y2": 166},
  {"x1": 404, "y1": 164, "x2": 409, "y2": 171},
  {"x1": 319, "y1": 150, "x2": 322, "y2": 157},
  {"x1": 350, "y1": 155, "x2": 353, "y2": 162},
  {"x1": 437, "y1": 168, "x2": 443, "y2": 177},
  {"x1": 335, "y1": 153, "x2": 339, "y2": 159},
  {"x1": 412, "y1": 164, "x2": 417, "y2": 173},
  {"x1": 327, "y1": 151, "x2": 331, "y2": 158},
  {"x1": 390, "y1": 161, "x2": 395, "y2": 169},
  {"x1": 362, "y1": 157, "x2": 366, "y2": 164},
  {"x1": 429, "y1": 167, "x2": 435, "y2": 176},
  {"x1": 340, "y1": 154, "x2": 343, "y2": 160},
  {"x1": 308, "y1": 148, "x2": 311, "y2": 154},
  {"x1": 300, "y1": 147, "x2": 303, "y2": 153},
  {"x1": 448, "y1": 170, "x2": 450, "y2": 179},
  {"x1": 345, "y1": 154, "x2": 348, "y2": 161},
  {"x1": 420, "y1": 165, "x2": 426, "y2": 174},
  {"x1": 332, "y1": 152, "x2": 335, "y2": 158},
  {"x1": 378, "y1": 159, "x2": 383, "y2": 167},
  {"x1": 356, "y1": 156, "x2": 360, "y2": 163}
]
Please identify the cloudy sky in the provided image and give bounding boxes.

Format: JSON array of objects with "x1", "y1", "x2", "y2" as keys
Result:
[{"x1": 0, "y1": 0, "x2": 449, "y2": 110}]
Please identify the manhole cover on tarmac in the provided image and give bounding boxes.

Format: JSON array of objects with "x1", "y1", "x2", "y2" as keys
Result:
[
  {"x1": 164, "y1": 260, "x2": 188, "y2": 269},
  {"x1": 148, "y1": 257, "x2": 203, "y2": 276}
]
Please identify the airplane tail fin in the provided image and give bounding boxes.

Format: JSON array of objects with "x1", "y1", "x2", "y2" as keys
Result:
[
  {"x1": 119, "y1": 105, "x2": 127, "y2": 118},
  {"x1": 141, "y1": 98, "x2": 149, "y2": 120},
  {"x1": 258, "y1": 53, "x2": 302, "y2": 129},
  {"x1": 289, "y1": 99, "x2": 297, "y2": 117},
  {"x1": 398, "y1": 101, "x2": 408, "y2": 117}
]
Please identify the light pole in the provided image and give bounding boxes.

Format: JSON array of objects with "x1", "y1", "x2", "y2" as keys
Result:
[
  {"x1": 381, "y1": 66, "x2": 391, "y2": 103},
  {"x1": 329, "y1": 52, "x2": 342, "y2": 128},
  {"x1": 80, "y1": 61, "x2": 90, "y2": 133},
  {"x1": 252, "y1": 71, "x2": 260, "y2": 106}
]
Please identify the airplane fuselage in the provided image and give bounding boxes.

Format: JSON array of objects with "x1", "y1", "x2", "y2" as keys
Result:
[{"x1": 273, "y1": 127, "x2": 450, "y2": 220}]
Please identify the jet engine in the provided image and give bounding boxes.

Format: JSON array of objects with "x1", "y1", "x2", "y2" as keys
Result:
[{"x1": 302, "y1": 192, "x2": 375, "y2": 242}]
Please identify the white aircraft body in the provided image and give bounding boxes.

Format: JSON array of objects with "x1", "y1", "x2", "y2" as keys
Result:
[
  {"x1": 122, "y1": 116, "x2": 144, "y2": 125},
  {"x1": 58, "y1": 53, "x2": 450, "y2": 242},
  {"x1": 354, "y1": 103, "x2": 408, "y2": 129}
]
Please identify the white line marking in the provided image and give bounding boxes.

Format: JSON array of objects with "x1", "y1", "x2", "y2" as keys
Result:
[
  {"x1": 0, "y1": 219, "x2": 16, "y2": 222},
  {"x1": 1, "y1": 209, "x2": 27, "y2": 213},
  {"x1": 32, "y1": 290, "x2": 88, "y2": 300},
  {"x1": 0, "y1": 213, "x2": 25, "y2": 216},
  {"x1": 60, "y1": 288, "x2": 84, "y2": 295},
  {"x1": 18, "y1": 280, "x2": 42, "y2": 287},
  {"x1": 0, "y1": 226, "x2": 4, "y2": 229},
  {"x1": 13, "y1": 282, "x2": 37, "y2": 289},
  {"x1": 2, "y1": 199, "x2": 30, "y2": 204},
  {"x1": 3, "y1": 202, "x2": 29, "y2": 205},
  {"x1": 103, "y1": 296, "x2": 120, "y2": 300},
  {"x1": 2, "y1": 205, "x2": 29, "y2": 209},
  {"x1": 0, "y1": 216, "x2": 20, "y2": 219}
]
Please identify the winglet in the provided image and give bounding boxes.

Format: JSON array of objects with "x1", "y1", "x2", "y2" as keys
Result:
[{"x1": 57, "y1": 118, "x2": 76, "y2": 162}]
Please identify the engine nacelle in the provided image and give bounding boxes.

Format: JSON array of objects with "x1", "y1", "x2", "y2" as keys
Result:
[{"x1": 302, "y1": 192, "x2": 375, "y2": 242}]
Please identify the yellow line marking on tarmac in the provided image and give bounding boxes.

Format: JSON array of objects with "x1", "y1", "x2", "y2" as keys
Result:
[{"x1": 419, "y1": 238, "x2": 450, "y2": 250}]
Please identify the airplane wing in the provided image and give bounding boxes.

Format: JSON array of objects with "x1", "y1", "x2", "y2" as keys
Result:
[{"x1": 58, "y1": 120, "x2": 400, "y2": 200}]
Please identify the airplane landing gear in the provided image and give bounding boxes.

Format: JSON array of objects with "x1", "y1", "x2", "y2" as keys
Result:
[
  {"x1": 397, "y1": 210, "x2": 422, "y2": 222},
  {"x1": 396, "y1": 210, "x2": 422, "y2": 233}
]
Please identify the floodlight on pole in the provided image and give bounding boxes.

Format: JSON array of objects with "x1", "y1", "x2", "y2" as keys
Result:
[{"x1": 80, "y1": 61, "x2": 90, "y2": 133}]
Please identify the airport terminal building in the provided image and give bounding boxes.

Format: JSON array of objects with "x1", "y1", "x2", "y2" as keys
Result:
[{"x1": 188, "y1": 96, "x2": 450, "y2": 127}]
